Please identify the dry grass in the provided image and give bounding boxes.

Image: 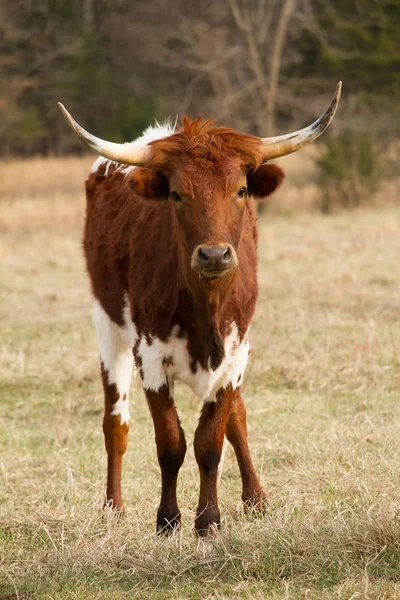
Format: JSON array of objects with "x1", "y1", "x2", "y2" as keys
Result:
[
  {"x1": 1, "y1": 156, "x2": 400, "y2": 599},
  {"x1": 0, "y1": 156, "x2": 91, "y2": 235}
]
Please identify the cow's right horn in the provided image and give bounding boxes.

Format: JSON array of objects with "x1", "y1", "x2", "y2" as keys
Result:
[{"x1": 58, "y1": 103, "x2": 153, "y2": 167}]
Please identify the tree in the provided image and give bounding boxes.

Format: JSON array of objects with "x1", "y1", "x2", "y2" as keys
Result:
[
  {"x1": 0, "y1": 0, "x2": 398, "y2": 155},
  {"x1": 294, "y1": 0, "x2": 400, "y2": 139}
]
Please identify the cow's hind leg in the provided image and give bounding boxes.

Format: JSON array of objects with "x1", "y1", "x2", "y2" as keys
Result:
[
  {"x1": 145, "y1": 386, "x2": 187, "y2": 534},
  {"x1": 225, "y1": 389, "x2": 265, "y2": 509},
  {"x1": 194, "y1": 385, "x2": 234, "y2": 536},
  {"x1": 93, "y1": 300, "x2": 134, "y2": 511}
]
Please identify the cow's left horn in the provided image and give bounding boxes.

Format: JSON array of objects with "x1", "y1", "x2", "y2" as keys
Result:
[
  {"x1": 57, "y1": 103, "x2": 153, "y2": 167},
  {"x1": 260, "y1": 82, "x2": 342, "y2": 161}
]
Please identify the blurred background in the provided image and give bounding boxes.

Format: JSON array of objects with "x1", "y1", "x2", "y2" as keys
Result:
[{"x1": 1, "y1": 0, "x2": 399, "y2": 211}]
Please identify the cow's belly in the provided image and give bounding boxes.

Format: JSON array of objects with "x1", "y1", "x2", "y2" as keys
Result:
[{"x1": 136, "y1": 324, "x2": 250, "y2": 402}]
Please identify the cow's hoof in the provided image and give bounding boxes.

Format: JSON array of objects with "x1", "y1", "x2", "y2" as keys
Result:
[
  {"x1": 103, "y1": 497, "x2": 125, "y2": 516},
  {"x1": 195, "y1": 507, "x2": 221, "y2": 537},
  {"x1": 243, "y1": 489, "x2": 267, "y2": 514},
  {"x1": 157, "y1": 507, "x2": 181, "y2": 535}
]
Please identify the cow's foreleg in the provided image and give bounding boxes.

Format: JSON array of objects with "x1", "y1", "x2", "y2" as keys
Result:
[
  {"x1": 225, "y1": 389, "x2": 265, "y2": 509},
  {"x1": 94, "y1": 301, "x2": 134, "y2": 511},
  {"x1": 194, "y1": 385, "x2": 234, "y2": 536},
  {"x1": 145, "y1": 385, "x2": 187, "y2": 534}
]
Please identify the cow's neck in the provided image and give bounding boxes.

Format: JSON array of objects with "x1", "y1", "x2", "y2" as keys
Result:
[{"x1": 178, "y1": 267, "x2": 238, "y2": 372}]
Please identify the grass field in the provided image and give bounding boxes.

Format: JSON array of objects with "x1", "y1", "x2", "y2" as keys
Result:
[{"x1": 1, "y1": 156, "x2": 400, "y2": 599}]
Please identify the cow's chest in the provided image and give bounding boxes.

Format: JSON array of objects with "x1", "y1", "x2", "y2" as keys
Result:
[{"x1": 134, "y1": 323, "x2": 250, "y2": 402}]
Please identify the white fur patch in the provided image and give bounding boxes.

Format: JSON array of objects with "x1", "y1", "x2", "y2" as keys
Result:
[
  {"x1": 93, "y1": 299, "x2": 137, "y2": 425},
  {"x1": 90, "y1": 120, "x2": 176, "y2": 175},
  {"x1": 93, "y1": 296, "x2": 250, "y2": 405},
  {"x1": 110, "y1": 396, "x2": 131, "y2": 425},
  {"x1": 137, "y1": 322, "x2": 250, "y2": 402}
]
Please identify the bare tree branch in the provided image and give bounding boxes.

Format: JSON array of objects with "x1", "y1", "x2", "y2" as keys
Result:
[{"x1": 265, "y1": 0, "x2": 296, "y2": 134}]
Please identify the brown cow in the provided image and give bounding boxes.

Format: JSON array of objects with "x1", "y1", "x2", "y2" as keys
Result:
[{"x1": 59, "y1": 83, "x2": 341, "y2": 536}]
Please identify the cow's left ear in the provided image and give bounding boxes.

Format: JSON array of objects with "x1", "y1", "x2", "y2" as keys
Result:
[{"x1": 247, "y1": 164, "x2": 285, "y2": 200}]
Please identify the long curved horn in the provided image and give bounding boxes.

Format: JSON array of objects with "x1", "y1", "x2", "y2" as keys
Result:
[
  {"x1": 57, "y1": 103, "x2": 153, "y2": 167},
  {"x1": 260, "y1": 82, "x2": 342, "y2": 161}
]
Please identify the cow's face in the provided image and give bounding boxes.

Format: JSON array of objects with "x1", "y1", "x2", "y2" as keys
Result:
[
  {"x1": 168, "y1": 156, "x2": 246, "y2": 280},
  {"x1": 167, "y1": 154, "x2": 284, "y2": 283},
  {"x1": 131, "y1": 148, "x2": 284, "y2": 285}
]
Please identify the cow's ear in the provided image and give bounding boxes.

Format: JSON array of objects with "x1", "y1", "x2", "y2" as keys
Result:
[
  {"x1": 247, "y1": 164, "x2": 285, "y2": 201},
  {"x1": 129, "y1": 168, "x2": 169, "y2": 199}
]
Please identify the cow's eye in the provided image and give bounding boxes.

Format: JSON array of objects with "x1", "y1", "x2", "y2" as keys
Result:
[
  {"x1": 237, "y1": 186, "x2": 248, "y2": 198},
  {"x1": 170, "y1": 190, "x2": 181, "y2": 202}
]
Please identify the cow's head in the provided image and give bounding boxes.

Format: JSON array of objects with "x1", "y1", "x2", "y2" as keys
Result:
[
  {"x1": 58, "y1": 83, "x2": 341, "y2": 286},
  {"x1": 128, "y1": 120, "x2": 287, "y2": 284}
]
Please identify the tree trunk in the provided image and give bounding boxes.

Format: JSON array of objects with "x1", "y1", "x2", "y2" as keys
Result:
[
  {"x1": 83, "y1": 0, "x2": 95, "y2": 26},
  {"x1": 265, "y1": 0, "x2": 295, "y2": 135}
]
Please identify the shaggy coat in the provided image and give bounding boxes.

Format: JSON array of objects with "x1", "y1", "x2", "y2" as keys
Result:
[{"x1": 86, "y1": 117, "x2": 284, "y2": 535}]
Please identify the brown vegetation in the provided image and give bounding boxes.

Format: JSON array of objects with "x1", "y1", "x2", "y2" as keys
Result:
[{"x1": 1, "y1": 156, "x2": 400, "y2": 598}]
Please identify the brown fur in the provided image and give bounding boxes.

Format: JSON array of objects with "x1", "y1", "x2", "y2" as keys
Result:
[
  {"x1": 145, "y1": 116, "x2": 266, "y2": 174},
  {"x1": 86, "y1": 116, "x2": 285, "y2": 534},
  {"x1": 146, "y1": 385, "x2": 187, "y2": 534},
  {"x1": 226, "y1": 389, "x2": 265, "y2": 508},
  {"x1": 194, "y1": 384, "x2": 235, "y2": 534},
  {"x1": 101, "y1": 364, "x2": 129, "y2": 510},
  {"x1": 84, "y1": 117, "x2": 284, "y2": 362}
]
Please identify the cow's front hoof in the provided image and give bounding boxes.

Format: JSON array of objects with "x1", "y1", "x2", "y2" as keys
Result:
[
  {"x1": 195, "y1": 507, "x2": 221, "y2": 537},
  {"x1": 103, "y1": 497, "x2": 125, "y2": 516},
  {"x1": 157, "y1": 506, "x2": 181, "y2": 535},
  {"x1": 243, "y1": 489, "x2": 267, "y2": 513}
]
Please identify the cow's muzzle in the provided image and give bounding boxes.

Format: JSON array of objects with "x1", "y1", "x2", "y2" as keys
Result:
[{"x1": 191, "y1": 244, "x2": 238, "y2": 278}]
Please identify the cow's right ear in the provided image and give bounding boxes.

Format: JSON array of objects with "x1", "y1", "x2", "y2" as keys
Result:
[{"x1": 129, "y1": 169, "x2": 169, "y2": 199}]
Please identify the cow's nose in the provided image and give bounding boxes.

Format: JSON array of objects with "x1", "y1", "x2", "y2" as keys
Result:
[
  {"x1": 197, "y1": 246, "x2": 231, "y2": 268},
  {"x1": 195, "y1": 244, "x2": 236, "y2": 274}
]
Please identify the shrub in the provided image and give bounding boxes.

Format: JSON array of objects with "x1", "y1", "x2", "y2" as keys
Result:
[{"x1": 316, "y1": 130, "x2": 383, "y2": 212}]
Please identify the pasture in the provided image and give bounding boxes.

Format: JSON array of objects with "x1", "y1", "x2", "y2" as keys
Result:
[{"x1": 1, "y1": 155, "x2": 400, "y2": 599}]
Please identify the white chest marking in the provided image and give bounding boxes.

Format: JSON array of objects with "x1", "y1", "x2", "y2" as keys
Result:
[
  {"x1": 137, "y1": 323, "x2": 250, "y2": 402},
  {"x1": 93, "y1": 297, "x2": 250, "y2": 404}
]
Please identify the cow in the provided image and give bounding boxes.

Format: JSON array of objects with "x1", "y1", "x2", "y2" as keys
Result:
[{"x1": 58, "y1": 82, "x2": 341, "y2": 536}]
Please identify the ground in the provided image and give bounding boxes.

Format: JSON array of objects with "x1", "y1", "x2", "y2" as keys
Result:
[{"x1": 1, "y1": 155, "x2": 400, "y2": 599}]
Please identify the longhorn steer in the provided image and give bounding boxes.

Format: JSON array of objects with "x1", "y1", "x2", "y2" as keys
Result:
[{"x1": 59, "y1": 83, "x2": 341, "y2": 536}]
